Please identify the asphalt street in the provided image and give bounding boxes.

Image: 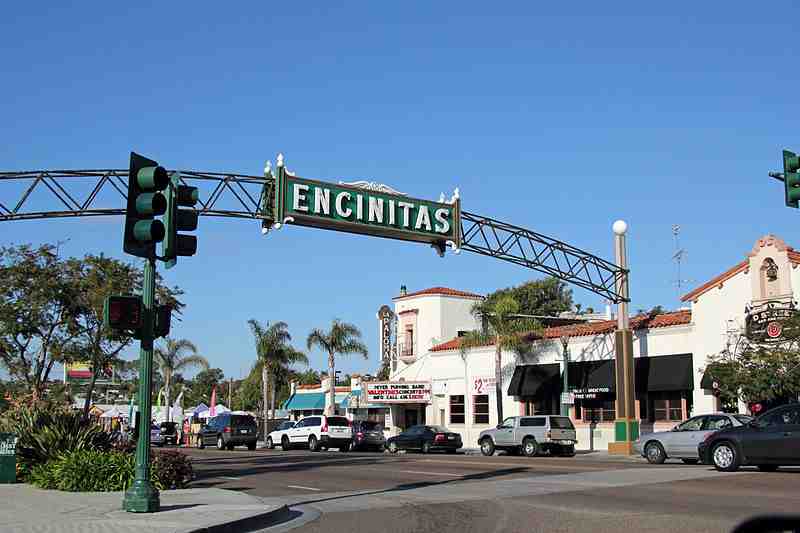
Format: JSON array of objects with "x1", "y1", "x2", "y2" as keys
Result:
[{"x1": 182, "y1": 447, "x2": 800, "y2": 533}]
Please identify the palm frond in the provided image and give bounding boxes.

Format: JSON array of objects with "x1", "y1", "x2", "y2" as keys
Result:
[
  {"x1": 173, "y1": 354, "x2": 210, "y2": 372},
  {"x1": 338, "y1": 339, "x2": 368, "y2": 359},
  {"x1": 306, "y1": 328, "x2": 330, "y2": 353}
]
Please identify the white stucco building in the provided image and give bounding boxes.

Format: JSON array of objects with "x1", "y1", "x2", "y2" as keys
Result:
[{"x1": 374, "y1": 234, "x2": 800, "y2": 450}]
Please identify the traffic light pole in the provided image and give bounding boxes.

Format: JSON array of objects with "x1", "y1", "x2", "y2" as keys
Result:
[{"x1": 123, "y1": 256, "x2": 160, "y2": 513}]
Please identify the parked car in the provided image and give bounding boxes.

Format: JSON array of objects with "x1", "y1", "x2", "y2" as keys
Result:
[
  {"x1": 699, "y1": 403, "x2": 800, "y2": 472},
  {"x1": 351, "y1": 420, "x2": 386, "y2": 451},
  {"x1": 159, "y1": 421, "x2": 179, "y2": 446},
  {"x1": 386, "y1": 425, "x2": 462, "y2": 454},
  {"x1": 150, "y1": 424, "x2": 163, "y2": 447},
  {"x1": 634, "y1": 413, "x2": 753, "y2": 464},
  {"x1": 197, "y1": 413, "x2": 258, "y2": 450},
  {"x1": 478, "y1": 415, "x2": 576, "y2": 457},
  {"x1": 282, "y1": 415, "x2": 352, "y2": 452},
  {"x1": 266, "y1": 420, "x2": 296, "y2": 449}
]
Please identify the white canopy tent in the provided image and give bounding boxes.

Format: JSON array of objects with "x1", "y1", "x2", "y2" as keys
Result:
[{"x1": 197, "y1": 404, "x2": 230, "y2": 419}]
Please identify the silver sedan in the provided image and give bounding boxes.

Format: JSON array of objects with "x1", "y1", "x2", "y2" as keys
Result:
[{"x1": 634, "y1": 413, "x2": 753, "y2": 464}]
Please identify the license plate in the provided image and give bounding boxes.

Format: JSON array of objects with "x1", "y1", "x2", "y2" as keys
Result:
[
  {"x1": 556, "y1": 439, "x2": 573, "y2": 444},
  {"x1": 240, "y1": 429, "x2": 248, "y2": 434},
  {"x1": 448, "y1": 436, "x2": 455, "y2": 440}
]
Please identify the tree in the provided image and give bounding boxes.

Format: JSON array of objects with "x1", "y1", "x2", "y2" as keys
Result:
[
  {"x1": 705, "y1": 317, "x2": 800, "y2": 411},
  {"x1": 484, "y1": 277, "x2": 573, "y2": 317},
  {"x1": 460, "y1": 295, "x2": 539, "y2": 423},
  {"x1": 248, "y1": 320, "x2": 307, "y2": 433},
  {"x1": 154, "y1": 338, "x2": 209, "y2": 422},
  {"x1": 307, "y1": 320, "x2": 368, "y2": 415},
  {"x1": 294, "y1": 368, "x2": 321, "y2": 385},
  {"x1": 185, "y1": 368, "x2": 225, "y2": 408},
  {"x1": 0, "y1": 244, "x2": 82, "y2": 400}
]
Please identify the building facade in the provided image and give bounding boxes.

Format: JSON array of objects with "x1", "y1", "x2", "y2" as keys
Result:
[{"x1": 378, "y1": 234, "x2": 800, "y2": 450}]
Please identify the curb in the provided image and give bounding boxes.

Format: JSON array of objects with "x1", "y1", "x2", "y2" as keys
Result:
[{"x1": 189, "y1": 504, "x2": 292, "y2": 533}]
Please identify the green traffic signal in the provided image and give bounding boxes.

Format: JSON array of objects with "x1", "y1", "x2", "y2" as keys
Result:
[
  {"x1": 784, "y1": 150, "x2": 800, "y2": 208},
  {"x1": 163, "y1": 172, "x2": 200, "y2": 268},
  {"x1": 124, "y1": 153, "x2": 169, "y2": 258}
]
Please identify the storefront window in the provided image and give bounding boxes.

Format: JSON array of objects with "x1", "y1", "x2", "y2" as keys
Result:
[
  {"x1": 579, "y1": 400, "x2": 615, "y2": 422},
  {"x1": 473, "y1": 395, "x2": 489, "y2": 424},
  {"x1": 652, "y1": 392, "x2": 683, "y2": 421},
  {"x1": 449, "y1": 395, "x2": 465, "y2": 424}
]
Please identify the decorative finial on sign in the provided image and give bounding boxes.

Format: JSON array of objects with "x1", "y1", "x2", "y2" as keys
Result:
[
  {"x1": 264, "y1": 160, "x2": 272, "y2": 176},
  {"x1": 276, "y1": 153, "x2": 284, "y2": 167},
  {"x1": 448, "y1": 187, "x2": 460, "y2": 204},
  {"x1": 446, "y1": 240, "x2": 461, "y2": 255},
  {"x1": 439, "y1": 192, "x2": 445, "y2": 203}
]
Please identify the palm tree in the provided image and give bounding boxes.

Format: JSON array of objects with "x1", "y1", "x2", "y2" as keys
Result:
[
  {"x1": 307, "y1": 320, "x2": 368, "y2": 415},
  {"x1": 248, "y1": 320, "x2": 308, "y2": 433},
  {"x1": 459, "y1": 295, "x2": 539, "y2": 423},
  {"x1": 154, "y1": 338, "x2": 209, "y2": 422}
]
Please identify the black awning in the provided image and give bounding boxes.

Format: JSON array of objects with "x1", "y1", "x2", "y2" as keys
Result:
[
  {"x1": 700, "y1": 369, "x2": 714, "y2": 390},
  {"x1": 509, "y1": 364, "x2": 560, "y2": 398},
  {"x1": 641, "y1": 353, "x2": 694, "y2": 392},
  {"x1": 507, "y1": 366, "x2": 525, "y2": 397},
  {"x1": 569, "y1": 360, "x2": 615, "y2": 392}
]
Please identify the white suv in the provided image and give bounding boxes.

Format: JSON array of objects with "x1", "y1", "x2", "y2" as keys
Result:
[{"x1": 282, "y1": 415, "x2": 353, "y2": 452}]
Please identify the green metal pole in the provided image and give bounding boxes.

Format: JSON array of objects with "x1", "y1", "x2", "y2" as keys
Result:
[
  {"x1": 123, "y1": 257, "x2": 160, "y2": 513},
  {"x1": 560, "y1": 339, "x2": 570, "y2": 417}
]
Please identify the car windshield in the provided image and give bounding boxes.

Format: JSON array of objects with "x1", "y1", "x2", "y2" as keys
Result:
[
  {"x1": 359, "y1": 421, "x2": 382, "y2": 431},
  {"x1": 428, "y1": 426, "x2": 450, "y2": 433},
  {"x1": 734, "y1": 415, "x2": 754, "y2": 425},
  {"x1": 327, "y1": 416, "x2": 349, "y2": 427},
  {"x1": 231, "y1": 415, "x2": 256, "y2": 426}
]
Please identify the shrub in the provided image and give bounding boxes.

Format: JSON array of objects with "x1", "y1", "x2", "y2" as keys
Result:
[
  {"x1": 29, "y1": 449, "x2": 193, "y2": 492},
  {"x1": 0, "y1": 404, "x2": 111, "y2": 479}
]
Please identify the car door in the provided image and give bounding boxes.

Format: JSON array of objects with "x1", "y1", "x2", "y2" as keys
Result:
[
  {"x1": 203, "y1": 418, "x2": 217, "y2": 445},
  {"x1": 741, "y1": 408, "x2": 793, "y2": 462},
  {"x1": 495, "y1": 417, "x2": 517, "y2": 446},
  {"x1": 401, "y1": 426, "x2": 421, "y2": 450},
  {"x1": 780, "y1": 406, "x2": 800, "y2": 463},
  {"x1": 667, "y1": 416, "x2": 705, "y2": 457},
  {"x1": 288, "y1": 418, "x2": 305, "y2": 443}
]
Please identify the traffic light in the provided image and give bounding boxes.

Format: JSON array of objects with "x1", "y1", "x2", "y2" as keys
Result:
[
  {"x1": 124, "y1": 153, "x2": 169, "y2": 257},
  {"x1": 154, "y1": 305, "x2": 172, "y2": 338},
  {"x1": 103, "y1": 295, "x2": 143, "y2": 333},
  {"x1": 162, "y1": 172, "x2": 199, "y2": 268},
  {"x1": 783, "y1": 150, "x2": 800, "y2": 208}
]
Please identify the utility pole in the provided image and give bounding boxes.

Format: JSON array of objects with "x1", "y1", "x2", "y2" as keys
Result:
[
  {"x1": 559, "y1": 336, "x2": 571, "y2": 417},
  {"x1": 609, "y1": 220, "x2": 637, "y2": 455},
  {"x1": 228, "y1": 378, "x2": 233, "y2": 409}
]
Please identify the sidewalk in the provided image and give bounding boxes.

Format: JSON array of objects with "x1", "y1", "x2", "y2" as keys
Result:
[{"x1": 0, "y1": 484, "x2": 289, "y2": 533}]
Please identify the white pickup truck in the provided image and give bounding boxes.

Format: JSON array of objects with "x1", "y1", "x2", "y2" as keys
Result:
[{"x1": 478, "y1": 415, "x2": 577, "y2": 457}]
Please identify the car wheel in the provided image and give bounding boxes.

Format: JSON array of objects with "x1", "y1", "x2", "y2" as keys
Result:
[
  {"x1": 226, "y1": 443, "x2": 235, "y2": 451},
  {"x1": 711, "y1": 441, "x2": 740, "y2": 472},
  {"x1": 308, "y1": 435, "x2": 319, "y2": 452},
  {"x1": 267, "y1": 437, "x2": 274, "y2": 450},
  {"x1": 681, "y1": 458, "x2": 699, "y2": 465},
  {"x1": 522, "y1": 437, "x2": 539, "y2": 458},
  {"x1": 281, "y1": 436, "x2": 291, "y2": 451},
  {"x1": 480, "y1": 438, "x2": 495, "y2": 457},
  {"x1": 388, "y1": 441, "x2": 398, "y2": 454},
  {"x1": 645, "y1": 442, "x2": 666, "y2": 464},
  {"x1": 421, "y1": 441, "x2": 431, "y2": 454},
  {"x1": 247, "y1": 441, "x2": 257, "y2": 451},
  {"x1": 757, "y1": 464, "x2": 779, "y2": 472},
  {"x1": 217, "y1": 437, "x2": 225, "y2": 451}
]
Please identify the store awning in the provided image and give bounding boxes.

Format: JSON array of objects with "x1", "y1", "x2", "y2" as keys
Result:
[
  {"x1": 282, "y1": 392, "x2": 325, "y2": 411},
  {"x1": 639, "y1": 353, "x2": 694, "y2": 392},
  {"x1": 569, "y1": 360, "x2": 615, "y2": 391},
  {"x1": 340, "y1": 390, "x2": 386, "y2": 409},
  {"x1": 508, "y1": 364, "x2": 560, "y2": 398}
]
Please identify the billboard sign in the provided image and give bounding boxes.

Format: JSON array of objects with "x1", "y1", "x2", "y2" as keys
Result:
[{"x1": 365, "y1": 381, "x2": 431, "y2": 403}]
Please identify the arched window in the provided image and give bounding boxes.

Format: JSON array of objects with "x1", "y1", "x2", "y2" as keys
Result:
[{"x1": 760, "y1": 258, "x2": 780, "y2": 298}]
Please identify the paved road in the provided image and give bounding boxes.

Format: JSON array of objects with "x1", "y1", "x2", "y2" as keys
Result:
[{"x1": 181, "y1": 448, "x2": 800, "y2": 533}]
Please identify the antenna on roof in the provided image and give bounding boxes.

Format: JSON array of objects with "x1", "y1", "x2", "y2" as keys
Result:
[{"x1": 671, "y1": 224, "x2": 694, "y2": 299}]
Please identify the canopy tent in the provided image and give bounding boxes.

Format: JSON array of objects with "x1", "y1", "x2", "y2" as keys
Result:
[
  {"x1": 100, "y1": 406, "x2": 128, "y2": 419},
  {"x1": 197, "y1": 404, "x2": 230, "y2": 419}
]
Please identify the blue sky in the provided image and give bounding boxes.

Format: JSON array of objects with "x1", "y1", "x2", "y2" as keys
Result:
[{"x1": 2, "y1": 3, "x2": 800, "y2": 380}]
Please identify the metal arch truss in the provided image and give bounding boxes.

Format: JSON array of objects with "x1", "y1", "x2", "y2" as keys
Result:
[
  {"x1": 0, "y1": 169, "x2": 275, "y2": 222},
  {"x1": 0, "y1": 169, "x2": 628, "y2": 302},
  {"x1": 460, "y1": 211, "x2": 627, "y2": 303}
]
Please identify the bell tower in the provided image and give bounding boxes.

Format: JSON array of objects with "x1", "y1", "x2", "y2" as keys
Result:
[{"x1": 748, "y1": 235, "x2": 794, "y2": 304}]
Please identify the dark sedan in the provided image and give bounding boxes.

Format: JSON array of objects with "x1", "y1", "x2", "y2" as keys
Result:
[
  {"x1": 351, "y1": 420, "x2": 386, "y2": 451},
  {"x1": 386, "y1": 425, "x2": 462, "y2": 454},
  {"x1": 699, "y1": 403, "x2": 800, "y2": 472}
]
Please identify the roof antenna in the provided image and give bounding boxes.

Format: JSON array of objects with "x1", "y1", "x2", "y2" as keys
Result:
[{"x1": 672, "y1": 224, "x2": 693, "y2": 300}]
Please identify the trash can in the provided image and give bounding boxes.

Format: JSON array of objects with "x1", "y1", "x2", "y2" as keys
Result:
[{"x1": 0, "y1": 433, "x2": 18, "y2": 483}]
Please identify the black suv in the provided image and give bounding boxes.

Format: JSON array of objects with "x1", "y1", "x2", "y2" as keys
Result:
[
  {"x1": 351, "y1": 420, "x2": 386, "y2": 451},
  {"x1": 198, "y1": 413, "x2": 258, "y2": 450},
  {"x1": 699, "y1": 403, "x2": 800, "y2": 471},
  {"x1": 159, "y1": 422, "x2": 178, "y2": 446}
]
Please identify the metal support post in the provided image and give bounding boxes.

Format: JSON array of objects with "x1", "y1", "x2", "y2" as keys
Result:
[{"x1": 122, "y1": 257, "x2": 160, "y2": 512}]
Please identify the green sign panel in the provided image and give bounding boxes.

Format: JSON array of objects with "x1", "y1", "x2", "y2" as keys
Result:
[{"x1": 272, "y1": 164, "x2": 461, "y2": 248}]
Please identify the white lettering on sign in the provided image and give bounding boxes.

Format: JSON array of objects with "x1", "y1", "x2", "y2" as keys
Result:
[
  {"x1": 366, "y1": 382, "x2": 431, "y2": 403},
  {"x1": 293, "y1": 183, "x2": 310, "y2": 212},
  {"x1": 472, "y1": 377, "x2": 496, "y2": 395},
  {"x1": 369, "y1": 197, "x2": 384, "y2": 224},
  {"x1": 0, "y1": 436, "x2": 17, "y2": 456},
  {"x1": 315, "y1": 188, "x2": 331, "y2": 215},
  {"x1": 397, "y1": 201, "x2": 413, "y2": 228},
  {"x1": 335, "y1": 191, "x2": 352, "y2": 218},
  {"x1": 414, "y1": 205, "x2": 432, "y2": 231},
  {"x1": 434, "y1": 208, "x2": 450, "y2": 234}
]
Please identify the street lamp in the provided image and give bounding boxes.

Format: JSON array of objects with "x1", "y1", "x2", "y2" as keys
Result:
[{"x1": 560, "y1": 335, "x2": 571, "y2": 417}]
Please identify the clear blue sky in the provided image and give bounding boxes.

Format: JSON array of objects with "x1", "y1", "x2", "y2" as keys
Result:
[{"x1": 2, "y1": 3, "x2": 799, "y2": 380}]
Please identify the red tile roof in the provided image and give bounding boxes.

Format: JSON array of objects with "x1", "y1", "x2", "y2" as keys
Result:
[
  {"x1": 393, "y1": 287, "x2": 484, "y2": 300},
  {"x1": 429, "y1": 310, "x2": 692, "y2": 352}
]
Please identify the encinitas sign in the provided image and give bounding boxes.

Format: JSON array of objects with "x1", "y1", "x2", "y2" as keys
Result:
[{"x1": 273, "y1": 168, "x2": 461, "y2": 248}]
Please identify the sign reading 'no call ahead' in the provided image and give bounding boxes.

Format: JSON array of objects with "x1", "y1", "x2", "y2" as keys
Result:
[{"x1": 273, "y1": 170, "x2": 461, "y2": 247}]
